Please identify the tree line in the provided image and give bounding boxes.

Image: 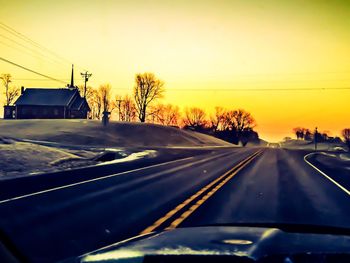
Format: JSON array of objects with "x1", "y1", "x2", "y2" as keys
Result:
[
  {"x1": 2, "y1": 71, "x2": 349, "y2": 148},
  {"x1": 291, "y1": 127, "x2": 350, "y2": 151},
  {"x1": 78, "y1": 73, "x2": 260, "y2": 145},
  {"x1": 76, "y1": 73, "x2": 259, "y2": 145}
]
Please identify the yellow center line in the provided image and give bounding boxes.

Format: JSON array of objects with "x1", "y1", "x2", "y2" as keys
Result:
[
  {"x1": 140, "y1": 149, "x2": 263, "y2": 234},
  {"x1": 165, "y1": 150, "x2": 262, "y2": 230}
]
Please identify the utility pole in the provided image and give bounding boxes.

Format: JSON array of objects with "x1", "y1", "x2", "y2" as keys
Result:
[
  {"x1": 115, "y1": 99, "x2": 124, "y2": 121},
  {"x1": 80, "y1": 71, "x2": 92, "y2": 98},
  {"x1": 314, "y1": 127, "x2": 318, "y2": 151}
]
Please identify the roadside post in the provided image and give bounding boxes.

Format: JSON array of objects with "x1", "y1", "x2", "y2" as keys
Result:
[
  {"x1": 102, "y1": 111, "x2": 111, "y2": 126},
  {"x1": 314, "y1": 127, "x2": 318, "y2": 151}
]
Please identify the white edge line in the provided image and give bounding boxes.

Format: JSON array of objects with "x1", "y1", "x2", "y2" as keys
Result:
[
  {"x1": 304, "y1": 152, "x2": 350, "y2": 196},
  {"x1": 0, "y1": 156, "x2": 194, "y2": 204},
  {"x1": 0, "y1": 150, "x2": 237, "y2": 205}
]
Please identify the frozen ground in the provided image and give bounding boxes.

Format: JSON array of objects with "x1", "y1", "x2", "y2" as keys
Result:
[
  {"x1": 0, "y1": 119, "x2": 233, "y2": 177},
  {"x1": 0, "y1": 137, "x2": 96, "y2": 177},
  {"x1": 281, "y1": 139, "x2": 347, "y2": 151},
  {"x1": 0, "y1": 119, "x2": 232, "y2": 147}
]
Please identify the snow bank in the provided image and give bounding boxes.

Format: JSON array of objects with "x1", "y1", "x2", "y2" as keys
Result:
[
  {"x1": 0, "y1": 119, "x2": 232, "y2": 147},
  {"x1": 0, "y1": 139, "x2": 85, "y2": 177},
  {"x1": 282, "y1": 139, "x2": 345, "y2": 151}
]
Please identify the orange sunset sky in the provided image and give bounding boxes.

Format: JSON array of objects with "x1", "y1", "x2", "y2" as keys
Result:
[{"x1": 0, "y1": 0, "x2": 349, "y2": 142}]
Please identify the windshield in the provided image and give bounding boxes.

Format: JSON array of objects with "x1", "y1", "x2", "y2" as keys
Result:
[{"x1": 0, "y1": 1, "x2": 350, "y2": 262}]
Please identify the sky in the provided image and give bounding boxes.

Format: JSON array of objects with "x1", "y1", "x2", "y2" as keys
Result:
[{"x1": 0, "y1": 0, "x2": 349, "y2": 141}]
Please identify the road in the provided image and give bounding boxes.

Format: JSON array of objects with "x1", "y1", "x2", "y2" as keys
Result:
[{"x1": 0, "y1": 147, "x2": 350, "y2": 262}]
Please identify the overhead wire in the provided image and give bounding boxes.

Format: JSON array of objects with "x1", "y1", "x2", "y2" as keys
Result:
[
  {"x1": 0, "y1": 57, "x2": 67, "y2": 84},
  {"x1": 0, "y1": 22, "x2": 88, "y2": 72}
]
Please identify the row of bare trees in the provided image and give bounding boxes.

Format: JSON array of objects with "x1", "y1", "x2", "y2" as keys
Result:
[
  {"x1": 292, "y1": 127, "x2": 350, "y2": 151},
  {"x1": 77, "y1": 72, "x2": 259, "y2": 145},
  {"x1": 292, "y1": 127, "x2": 339, "y2": 142},
  {"x1": 1, "y1": 71, "x2": 260, "y2": 145},
  {"x1": 82, "y1": 72, "x2": 165, "y2": 122},
  {"x1": 78, "y1": 85, "x2": 109, "y2": 120},
  {"x1": 181, "y1": 107, "x2": 258, "y2": 145},
  {"x1": 293, "y1": 127, "x2": 314, "y2": 141},
  {"x1": 343, "y1": 129, "x2": 350, "y2": 151}
]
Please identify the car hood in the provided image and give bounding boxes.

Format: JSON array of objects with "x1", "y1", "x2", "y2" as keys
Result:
[{"x1": 75, "y1": 226, "x2": 350, "y2": 262}]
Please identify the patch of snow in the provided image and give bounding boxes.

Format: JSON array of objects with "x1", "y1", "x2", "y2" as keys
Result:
[
  {"x1": 339, "y1": 153, "x2": 350, "y2": 161},
  {"x1": 96, "y1": 150, "x2": 157, "y2": 166},
  {"x1": 0, "y1": 140, "x2": 80, "y2": 177},
  {"x1": 319, "y1": 152, "x2": 337, "y2": 158},
  {"x1": 104, "y1": 148, "x2": 123, "y2": 152},
  {"x1": 333, "y1": 146, "x2": 347, "y2": 152},
  {"x1": 0, "y1": 119, "x2": 232, "y2": 147}
]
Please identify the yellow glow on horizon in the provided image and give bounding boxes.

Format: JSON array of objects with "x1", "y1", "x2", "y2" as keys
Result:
[{"x1": 1, "y1": 0, "x2": 350, "y2": 141}]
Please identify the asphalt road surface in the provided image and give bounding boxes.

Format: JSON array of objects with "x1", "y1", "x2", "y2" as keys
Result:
[{"x1": 0, "y1": 147, "x2": 349, "y2": 262}]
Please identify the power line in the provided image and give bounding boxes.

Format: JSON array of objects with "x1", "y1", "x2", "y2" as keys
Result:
[
  {"x1": 0, "y1": 22, "x2": 88, "y2": 72},
  {"x1": 0, "y1": 34, "x2": 68, "y2": 70},
  {"x1": 202, "y1": 70, "x2": 350, "y2": 79},
  {"x1": 0, "y1": 56, "x2": 67, "y2": 84},
  {"x1": 12, "y1": 78, "x2": 71, "y2": 81},
  {"x1": 114, "y1": 87, "x2": 350, "y2": 92},
  {"x1": 0, "y1": 22, "x2": 71, "y2": 64},
  {"x1": 168, "y1": 87, "x2": 350, "y2": 91},
  {"x1": 0, "y1": 24, "x2": 69, "y2": 69},
  {"x1": 0, "y1": 40, "x2": 45, "y2": 62}
]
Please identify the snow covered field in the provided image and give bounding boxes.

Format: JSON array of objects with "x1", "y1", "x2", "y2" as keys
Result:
[
  {"x1": 0, "y1": 119, "x2": 232, "y2": 147},
  {"x1": 0, "y1": 119, "x2": 232, "y2": 177},
  {"x1": 281, "y1": 139, "x2": 346, "y2": 151},
  {"x1": 0, "y1": 138, "x2": 96, "y2": 177}
]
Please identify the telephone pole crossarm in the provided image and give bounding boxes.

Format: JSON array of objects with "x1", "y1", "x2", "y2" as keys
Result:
[{"x1": 80, "y1": 71, "x2": 92, "y2": 98}]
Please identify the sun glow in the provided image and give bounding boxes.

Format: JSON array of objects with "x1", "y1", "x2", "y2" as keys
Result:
[{"x1": 1, "y1": 0, "x2": 350, "y2": 141}]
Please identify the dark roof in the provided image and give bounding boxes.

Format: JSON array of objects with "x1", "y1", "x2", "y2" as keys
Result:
[
  {"x1": 71, "y1": 97, "x2": 85, "y2": 110},
  {"x1": 15, "y1": 88, "x2": 79, "y2": 106}
]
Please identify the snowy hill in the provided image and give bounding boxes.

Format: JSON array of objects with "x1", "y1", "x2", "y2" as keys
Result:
[{"x1": 0, "y1": 119, "x2": 232, "y2": 147}]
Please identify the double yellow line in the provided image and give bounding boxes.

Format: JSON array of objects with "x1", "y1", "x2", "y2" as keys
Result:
[{"x1": 140, "y1": 149, "x2": 263, "y2": 234}]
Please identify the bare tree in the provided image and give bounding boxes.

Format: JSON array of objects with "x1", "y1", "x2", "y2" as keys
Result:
[
  {"x1": 114, "y1": 94, "x2": 137, "y2": 122},
  {"x1": 6, "y1": 86, "x2": 19, "y2": 106},
  {"x1": 1, "y1": 73, "x2": 19, "y2": 105},
  {"x1": 293, "y1": 127, "x2": 305, "y2": 139},
  {"x1": 220, "y1": 109, "x2": 255, "y2": 134},
  {"x1": 123, "y1": 95, "x2": 137, "y2": 122},
  {"x1": 133, "y1": 72, "x2": 165, "y2": 122},
  {"x1": 90, "y1": 88, "x2": 102, "y2": 119},
  {"x1": 304, "y1": 129, "x2": 312, "y2": 141},
  {"x1": 209, "y1": 106, "x2": 225, "y2": 132},
  {"x1": 78, "y1": 85, "x2": 96, "y2": 118},
  {"x1": 182, "y1": 107, "x2": 207, "y2": 128},
  {"x1": 216, "y1": 109, "x2": 256, "y2": 145},
  {"x1": 151, "y1": 103, "x2": 181, "y2": 126},
  {"x1": 78, "y1": 85, "x2": 94, "y2": 100},
  {"x1": 342, "y1": 128, "x2": 350, "y2": 151},
  {"x1": 80, "y1": 87, "x2": 101, "y2": 120},
  {"x1": 231, "y1": 109, "x2": 256, "y2": 133},
  {"x1": 99, "y1": 84, "x2": 112, "y2": 113}
]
